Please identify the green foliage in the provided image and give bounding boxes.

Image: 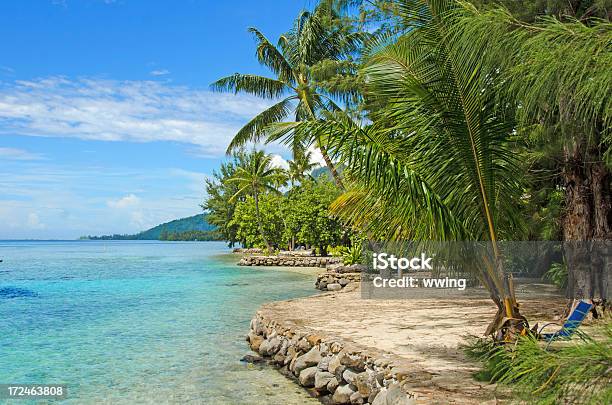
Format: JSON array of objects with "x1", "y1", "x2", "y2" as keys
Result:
[
  {"x1": 341, "y1": 245, "x2": 362, "y2": 265},
  {"x1": 159, "y1": 230, "x2": 222, "y2": 241},
  {"x1": 545, "y1": 262, "x2": 568, "y2": 288},
  {"x1": 469, "y1": 0, "x2": 612, "y2": 22},
  {"x1": 231, "y1": 194, "x2": 286, "y2": 248},
  {"x1": 282, "y1": 179, "x2": 346, "y2": 254},
  {"x1": 84, "y1": 214, "x2": 215, "y2": 240},
  {"x1": 464, "y1": 320, "x2": 612, "y2": 404}
]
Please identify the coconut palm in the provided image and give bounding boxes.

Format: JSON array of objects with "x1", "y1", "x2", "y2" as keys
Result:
[
  {"x1": 281, "y1": 0, "x2": 528, "y2": 337},
  {"x1": 211, "y1": 4, "x2": 363, "y2": 189},
  {"x1": 287, "y1": 149, "x2": 317, "y2": 185},
  {"x1": 227, "y1": 151, "x2": 286, "y2": 251}
]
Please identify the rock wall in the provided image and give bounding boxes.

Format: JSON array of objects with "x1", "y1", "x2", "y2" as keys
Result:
[
  {"x1": 315, "y1": 273, "x2": 361, "y2": 291},
  {"x1": 247, "y1": 312, "x2": 416, "y2": 405},
  {"x1": 238, "y1": 255, "x2": 341, "y2": 268}
]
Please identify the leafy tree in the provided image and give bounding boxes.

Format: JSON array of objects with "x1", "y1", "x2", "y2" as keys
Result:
[
  {"x1": 211, "y1": 3, "x2": 364, "y2": 188},
  {"x1": 226, "y1": 151, "x2": 286, "y2": 250},
  {"x1": 283, "y1": 179, "x2": 345, "y2": 254},
  {"x1": 287, "y1": 149, "x2": 318, "y2": 186},
  {"x1": 231, "y1": 194, "x2": 286, "y2": 248}
]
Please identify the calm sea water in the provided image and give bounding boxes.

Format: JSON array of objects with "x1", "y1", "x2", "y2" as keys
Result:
[{"x1": 0, "y1": 241, "x2": 320, "y2": 404}]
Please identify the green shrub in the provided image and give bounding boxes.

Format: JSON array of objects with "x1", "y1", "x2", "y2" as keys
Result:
[{"x1": 463, "y1": 320, "x2": 612, "y2": 404}]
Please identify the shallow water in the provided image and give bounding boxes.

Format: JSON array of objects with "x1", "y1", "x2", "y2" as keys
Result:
[{"x1": 0, "y1": 241, "x2": 320, "y2": 404}]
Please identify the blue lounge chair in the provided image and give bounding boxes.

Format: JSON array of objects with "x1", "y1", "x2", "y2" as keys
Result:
[{"x1": 538, "y1": 300, "x2": 593, "y2": 343}]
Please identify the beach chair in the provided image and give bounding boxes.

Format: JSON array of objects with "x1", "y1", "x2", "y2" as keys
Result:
[{"x1": 538, "y1": 300, "x2": 593, "y2": 344}]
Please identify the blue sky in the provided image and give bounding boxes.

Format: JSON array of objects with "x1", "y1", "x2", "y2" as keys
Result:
[{"x1": 0, "y1": 0, "x2": 321, "y2": 239}]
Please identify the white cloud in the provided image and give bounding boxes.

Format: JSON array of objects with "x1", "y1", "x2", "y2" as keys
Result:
[
  {"x1": 306, "y1": 145, "x2": 326, "y2": 168},
  {"x1": 0, "y1": 147, "x2": 44, "y2": 160},
  {"x1": 270, "y1": 154, "x2": 289, "y2": 170},
  {"x1": 0, "y1": 76, "x2": 273, "y2": 157},
  {"x1": 107, "y1": 194, "x2": 140, "y2": 209},
  {"x1": 150, "y1": 69, "x2": 170, "y2": 76}
]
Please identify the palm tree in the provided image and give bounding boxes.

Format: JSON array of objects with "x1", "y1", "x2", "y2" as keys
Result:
[
  {"x1": 284, "y1": 0, "x2": 528, "y2": 337},
  {"x1": 287, "y1": 149, "x2": 317, "y2": 185},
  {"x1": 227, "y1": 151, "x2": 285, "y2": 251},
  {"x1": 211, "y1": 4, "x2": 362, "y2": 189}
]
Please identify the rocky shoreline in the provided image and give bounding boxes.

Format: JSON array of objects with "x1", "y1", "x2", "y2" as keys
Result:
[
  {"x1": 247, "y1": 303, "x2": 417, "y2": 405},
  {"x1": 238, "y1": 255, "x2": 342, "y2": 268}
]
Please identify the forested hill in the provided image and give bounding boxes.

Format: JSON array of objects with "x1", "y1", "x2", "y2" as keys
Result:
[
  {"x1": 138, "y1": 214, "x2": 215, "y2": 239},
  {"x1": 81, "y1": 214, "x2": 219, "y2": 240}
]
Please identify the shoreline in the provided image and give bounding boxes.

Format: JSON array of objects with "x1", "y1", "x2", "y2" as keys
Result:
[{"x1": 245, "y1": 283, "x2": 567, "y2": 404}]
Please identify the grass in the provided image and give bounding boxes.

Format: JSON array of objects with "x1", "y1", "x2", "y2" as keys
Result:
[{"x1": 462, "y1": 319, "x2": 612, "y2": 404}]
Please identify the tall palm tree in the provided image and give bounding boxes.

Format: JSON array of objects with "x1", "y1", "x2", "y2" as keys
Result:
[
  {"x1": 284, "y1": 0, "x2": 527, "y2": 337},
  {"x1": 287, "y1": 149, "x2": 317, "y2": 185},
  {"x1": 227, "y1": 151, "x2": 285, "y2": 250},
  {"x1": 211, "y1": 4, "x2": 362, "y2": 189}
]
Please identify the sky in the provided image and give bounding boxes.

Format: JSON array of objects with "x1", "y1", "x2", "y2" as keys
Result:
[{"x1": 0, "y1": 0, "x2": 323, "y2": 239}]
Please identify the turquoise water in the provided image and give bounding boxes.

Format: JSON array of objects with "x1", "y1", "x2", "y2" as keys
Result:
[{"x1": 0, "y1": 241, "x2": 320, "y2": 404}]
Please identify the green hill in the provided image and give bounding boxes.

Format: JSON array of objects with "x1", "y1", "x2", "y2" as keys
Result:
[
  {"x1": 138, "y1": 214, "x2": 215, "y2": 239},
  {"x1": 82, "y1": 214, "x2": 219, "y2": 240}
]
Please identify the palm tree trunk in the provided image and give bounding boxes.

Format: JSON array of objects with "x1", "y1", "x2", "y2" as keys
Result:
[
  {"x1": 253, "y1": 192, "x2": 271, "y2": 251},
  {"x1": 318, "y1": 142, "x2": 344, "y2": 189}
]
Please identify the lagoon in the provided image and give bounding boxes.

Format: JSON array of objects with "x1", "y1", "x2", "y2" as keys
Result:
[{"x1": 0, "y1": 240, "x2": 319, "y2": 404}]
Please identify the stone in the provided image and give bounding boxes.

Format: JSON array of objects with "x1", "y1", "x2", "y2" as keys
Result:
[
  {"x1": 293, "y1": 347, "x2": 322, "y2": 375},
  {"x1": 240, "y1": 354, "x2": 264, "y2": 364},
  {"x1": 258, "y1": 337, "x2": 281, "y2": 356},
  {"x1": 249, "y1": 335, "x2": 264, "y2": 352},
  {"x1": 334, "y1": 365, "x2": 347, "y2": 383},
  {"x1": 342, "y1": 368, "x2": 359, "y2": 384},
  {"x1": 368, "y1": 388, "x2": 380, "y2": 404},
  {"x1": 314, "y1": 371, "x2": 335, "y2": 390},
  {"x1": 350, "y1": 391, "x2": 364, "y2": 405},
  {"x1": 386, "y1": 384, "x2": 415, "y2": 405},
  {"x1": 339, "y1": 352, "x2": 365, "y2": 371},
  {"x1": 298, "y1": 366, "x2": 318, "y2": 387},
  {"x1": 273, "y1": 352, "x2": 285, "y2": 364},
  {"x1": 253, "y1": 318, "x2": 266, "y2": 335},
  {"x1": 284, "y1": 346, "x2": 297, "y2": 366},
  {"x1": 328, "y1": 355, "x2": 342, "y2": 374},
  {"x1": 371, "y1": 388, "x2": 387, "y2": 405},
  {"x1": 331, "y1": 384, "x2": 355, "y2": 404},
  {"x1": 327, "y1": 377, "x2": 340, "y2": 393},
  {"x1": 354, "y1": 372, "x2": 377, "y2": 397},
  {"x1": 327, "y1": 283, "x2": 342, "y2": 291},
  {"x1": 318, "y1": 356, "x2": 331, "y2": 371},
  {"x1": 297, "y1": 338, "x2": 311, "y2": 352},
  {"x1": 306, "y1": 335, "x2": 322, "y2": 346},
  {"x1": 339, "y1": 278, "x2": 350, "y2": 286}
]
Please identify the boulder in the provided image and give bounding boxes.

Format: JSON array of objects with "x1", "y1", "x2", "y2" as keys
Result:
[
  {"x1": 327, "y1": 283, "x2": 342, "y2": 291},
  {"x1": 297, "y1": 338, "x2": 312, "y2": 352},
  {"x1": 240, "y1": 354, "x2": 264, "y2": 364},
  {"x1": 342, "y1": 368, "x2": 359, "y2": 384},
  {"x1": 314, "y1": 371, "x2": 335, "y2": 390},
  {"x1": 339, "y1": 352, "x2": 365, "y2": 371},
  {"x1": 339, "y1": 278, "x2": 350, "y2": 286},
  {"x1": 258, "y1": 337, "x2": 281, "y2": 356},
  {"x1": 318, "y1": 355, "x2": 331, "y2": 371},
  {"x1": 350, "y1": 391, "x2": 365, "y2": 405},
  {"x1": 293, "y1": 347, "x2": 322, "y2": 375},
  {"x1": 273, "y1": 352, "x2": 285, "y2": 364},
  {"x1": 298, "y1": 366, "x2": 318, "y2": 387},
  {"x1": 354, "y1": 371, "x2": 376, "y2": 397},
  {"x1": 331, "y1": 384, "x2": 356, "y2": 404},
  {"x1": 371, "y1": 388, "x2": 387, "y2": 405},
  {"x1": 328, "y1": 355, "x2": 342, "y2": 374},
  {"x1": 386, "y1": 384, "x2": 415, "y2": 405},
  {"x1": 249, "y1": 335, "x2": 264, "y2": 352},
  {"x1": 327, "y1": 377, "x2": 340, "y2": 393}
]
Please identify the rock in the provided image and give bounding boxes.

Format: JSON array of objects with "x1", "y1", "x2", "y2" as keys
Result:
[
  {"x1": 371, "y1": 388, "x2": 387, "y2": 405},
  {"x1": 273, "y1": 352, "x2": 285, "y2": 364},
  {"x1": 339, "y1": 352, "x2": 365, "y2": 371},
  {"x1": 294, "y1": 347, "x2": 322, "y2": 375},
  {"x1": 249, "y1": 335, "x2": 264, "y2": 351},
  {"x1": 334, "y1": 365, "x2": 347, "y2": 383},
  {"x1": 258, "y1": 337, "x2": 281, "y2": 356},
  {"x1": 327, "y1": 377, "x2": 340, "y2": 393},
  {"x1": 314, "y1": 371, "x2": 335, "y2": 390},
  {"x1": 253, "y1": 318, "x2": 266, "y2": 335},
  {"x1": 327, "y1": 283, "x2": 342, "y2": 291},
  {"x1": 328, "y1": 355, "x2": 342, "y2": 374},
  {"x1": 318, "y1": 356, "x2": 331, "y2": 371},
  {"x1": 299, "y1": 366, "x2": 318, "y2": 387},
  {"x1": 240, "y1": 354, "x2": 264, "y2": 364},
  {"x1": 332, "y1": 384, "x2": 356, "y2": 404},
  {"x1": 339, "y1": 278, "x2": 350, "y2": 286},
  {"x1": 284, "y1": 346, "x2": 298, "y2": 366},
  {"x1": 354, "y1": 372, "x2": 375, "y2": 397},
  {"x1": 297, "y1": 338, "x2": 311, "y2": 352},
  {"x1": 386, "y1": 384, "x2": 415, "y2": 405},
  {"x1": 342, "y1": 368, "x2": 359, "y2": 384},
  {"x1": 306, "y1": 335, "x2": 323, "y2": 346},
  {"x1": 350, "y1": 391, "x2": 364, "y2": 404},
  {"x1": 368, "y1": 388, "x2": 380, "y2": 404}
]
